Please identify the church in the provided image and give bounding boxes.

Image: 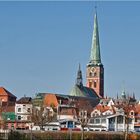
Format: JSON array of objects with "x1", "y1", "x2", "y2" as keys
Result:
[
  {"x1": 32, "y1": 11, "x2": 104, "y2": 115},
  {"x1": 70, "y1": 12, "x2": 104, "y2": 99}
]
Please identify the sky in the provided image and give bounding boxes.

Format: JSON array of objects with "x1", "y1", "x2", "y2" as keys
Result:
[{"x1": 0, "y1": 1, "x2": 140, "y2": 99}]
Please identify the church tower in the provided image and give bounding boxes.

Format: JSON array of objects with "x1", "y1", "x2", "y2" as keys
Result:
[
  {"x1": 86, "y1": 12, "x2": 104, "y2": 98},
  {"x1": 76, "y1": 64, "x2": 83, "y2": 87}
]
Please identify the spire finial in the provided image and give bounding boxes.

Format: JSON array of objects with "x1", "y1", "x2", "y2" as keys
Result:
[{"x1": 95, "y1": 2, "x2": 97, "y2": 13}]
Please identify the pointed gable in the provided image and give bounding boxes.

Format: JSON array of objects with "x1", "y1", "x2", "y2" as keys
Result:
[
  {"x1": 0, "y1": 87, "x2": 16, "y2": 98},
  {"x1": 0, "y1": 87, "x2": 16, "y2": 102}
]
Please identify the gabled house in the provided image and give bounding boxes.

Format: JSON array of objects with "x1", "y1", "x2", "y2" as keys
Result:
[
  {"x1": 15, "y1": 97, "x2": 32, "y2": 129},
  {"x1": 89, "y1": 101, "x2": 135, "y2": 132},
  {"x1": 0, "y1": 87, "x2": 16, "y2": 103},
  {"x1": 15, "y1": 97, "x2": 32, "y2": 121}
]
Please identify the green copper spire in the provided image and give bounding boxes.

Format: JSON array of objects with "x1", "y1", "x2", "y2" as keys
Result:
[{"x1": 89, "y1": 12, "x2": 101, "y2": 65}]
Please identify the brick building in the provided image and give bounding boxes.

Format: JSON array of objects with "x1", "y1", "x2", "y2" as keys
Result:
[{"x1": 0, "y1": 87, "x2": 16, "y2": 103}]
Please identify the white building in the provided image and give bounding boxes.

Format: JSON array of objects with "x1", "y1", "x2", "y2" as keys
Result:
[
  {"x1": 15, "y1": 97, "x2": 32, "y2": 121},
  {"x1": 89, "y1": 104, "x2": 135, "y2": 132}
]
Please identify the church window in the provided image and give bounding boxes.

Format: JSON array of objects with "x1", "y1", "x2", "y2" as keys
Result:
[
  {"x1": 94, "y1": 81, "x2": 97, "y2": 88},
  {"x1": 89, "y1": 72, "x2": 92, "y2": 77},
  {"x1": 89, "y1": 82, "x2": 92, "y2": 88},
  {"x1": 94, "y1": 72, "x2": 97, "y2": 77}
]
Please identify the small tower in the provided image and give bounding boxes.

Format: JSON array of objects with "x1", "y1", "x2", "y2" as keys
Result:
[
  {"x1": 121, "y1": 90, "x2": 126, "y2": 99},
  {"x1": 76, "y1": 64, "x2": 83, "y2": 87},
  {"x1": 132, "y1": 93, "x2": 135, "y2": 100},
  {"x1": 86, "y1": 12, "x2": 104, "y2": 98}
]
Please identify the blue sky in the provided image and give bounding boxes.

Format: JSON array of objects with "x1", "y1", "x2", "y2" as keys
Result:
[{"x1": 0, "y1": 1, "x2": 140, "y2": 99}]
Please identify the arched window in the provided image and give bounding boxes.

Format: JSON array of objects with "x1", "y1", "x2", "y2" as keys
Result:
[
  {"x1": 94, "y1": 81, "x2": 97, "y2": 88},
  {"x1": 89, "y1": 82, "x2": 92, "y2": 88},
  {"x1": 89, "y1": 72, "x2": 92, "y2": 77}
]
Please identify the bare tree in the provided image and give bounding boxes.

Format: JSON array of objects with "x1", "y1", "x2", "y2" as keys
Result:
[
  {"x1": 122, "y1": 99, "x2": 134, "y2": 140},
  {"x1": 79, "y1": 110, "x2": 89, "y2": 140},
  {"x1": 32, "y1": 105, "x2": 56, "y2": 130}
]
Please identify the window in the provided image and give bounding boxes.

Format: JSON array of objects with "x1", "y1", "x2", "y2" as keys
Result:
[
  {"x1": 18, "y1": 108, "x2": 21, "y2": 112},
  {"x1": 94, "y1": 81, "x2": 97, "y2": 88},
  {"x1": 130, "y1": 111, "x2": 134, "y2": 115},
  {"x1": 17, "y1": 116, "x2": 21, "y2": 120},
  {"x1": 117, "y1": 116, "x2": 123, "y2": 124},
  {"x1": 83, "y1": 111, "x2": 87, "y2": 116},
  {"x1": 101, "y1": 119, "x2": 106, "y2": 123},
  {"x1": 89, "y1": 82, "x2": 92, "y2": 88},
  {"x1": 128, "y1": 118, "x2": 132, "y2": 124},
  {"x1": 95, "y1": 119, "x2": 100, "y2": 124},
  {"x1": 89, "y1": 72, "x2": 92, "y2": 77},
  {"x1": 6, "y1": 123, "x2": 8, "y2": 129},
  {"x1": 90, "y1": 118, "x2": 94, "y2": 123},
  {"x1": 23, "y1": 105, "x2": 26, "y2": 109},
  {"x1": 94, "y1": 72, "x2": 97, "y2": 77},
  {"x1": 27, "y1": 108, "x2": 31, "y2": 113},
  {"x1": 11, "y1": 123, "x2": 14, "y2": 129}
]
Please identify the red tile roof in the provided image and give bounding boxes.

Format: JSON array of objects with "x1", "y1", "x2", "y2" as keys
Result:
[{"x1": 0, "y1": 87, "x2": 16, "y2": 98}]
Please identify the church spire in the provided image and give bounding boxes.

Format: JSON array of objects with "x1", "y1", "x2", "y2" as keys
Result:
[
  {"x1": 89, "y1": 12, "x2": 101, "y2": 65},
  {"x1": 76, "y1": 63, "x2": 83, "y2": 86},
  {"x1": 133, "y1": 93, "x2": 135, "y2": 100}
]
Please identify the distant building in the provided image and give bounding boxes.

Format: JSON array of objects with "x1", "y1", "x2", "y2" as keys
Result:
[
  {"x1": 32, "y1": 93, "x2": 46, "y2": 107},
  {"x1": 0, "y1": 87, "x2": 16, "y2": 130}
]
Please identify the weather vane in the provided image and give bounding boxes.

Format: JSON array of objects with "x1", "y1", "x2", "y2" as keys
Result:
[{"x1": 95, "y1": 1, "x2": 97, "y2": 13}]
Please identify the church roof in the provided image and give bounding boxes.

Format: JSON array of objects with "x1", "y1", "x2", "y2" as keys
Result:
[{"x1": 69, "y1": 84, "x2": 99, "y2": 98}]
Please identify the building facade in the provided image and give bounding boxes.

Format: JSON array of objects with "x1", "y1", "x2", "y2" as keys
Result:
[{"x1": 15, "y1": 97, "x2": 32, "y2": 121}]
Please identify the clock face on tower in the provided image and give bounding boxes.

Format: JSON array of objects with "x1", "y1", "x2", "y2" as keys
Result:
[
  {"x1": 90, "y1": 67, "x2": 96, "y2": 73},
  {"x1": 89, "y1": 67, "x2": 97, "y2": 77}
]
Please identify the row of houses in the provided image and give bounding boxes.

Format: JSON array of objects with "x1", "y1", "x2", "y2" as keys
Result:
[{"x1": 0, "y1": 86, "x2": 140, "y2": 132}]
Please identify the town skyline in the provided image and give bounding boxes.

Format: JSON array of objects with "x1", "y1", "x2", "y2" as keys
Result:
[{"x1": 0, "y1": 1, "x2": 140, "y2": 99}]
